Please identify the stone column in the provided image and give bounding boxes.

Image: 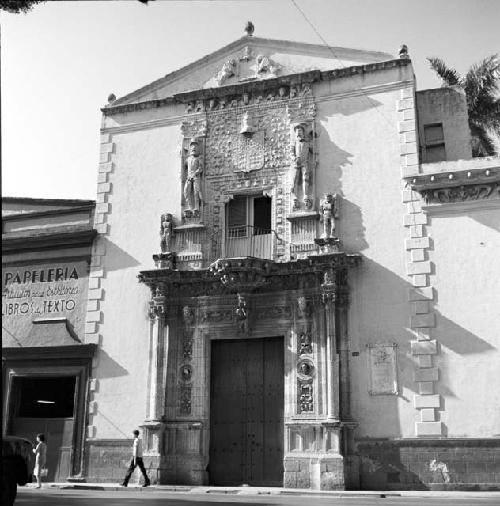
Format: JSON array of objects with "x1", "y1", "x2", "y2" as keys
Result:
[
  {"x1": 141, "y1": 289, "x2": 169, "y2": 484},
  {"x1": 321, "y1": 267, "x2": 340, "y2": 422}
]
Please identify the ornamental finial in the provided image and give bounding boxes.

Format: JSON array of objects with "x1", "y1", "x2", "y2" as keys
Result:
[
  {"x1": 399, "y1": 44, "x2": 409, "y2": 59},
  {"x1": 245, "y1": 21, "x2": 254, "y2": 37}
]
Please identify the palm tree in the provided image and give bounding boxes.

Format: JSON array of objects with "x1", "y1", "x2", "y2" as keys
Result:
[{"x1": 428, "y1": 55, "x2": 500, "y2": 156}]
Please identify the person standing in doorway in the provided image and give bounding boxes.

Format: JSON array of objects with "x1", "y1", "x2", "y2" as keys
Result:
[
  {"x1": 121, "y1": 429, "x2": 150, "y2": 487},
  {"x1": 32, "y1": 433, "x2": 47, "y2": 489}
]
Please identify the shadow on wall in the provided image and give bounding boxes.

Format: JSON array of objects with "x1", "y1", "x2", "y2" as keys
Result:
[
  {"x1": 101, "y1": 237, "x2": 141, "y2": 273},
  {"x1": 352, "y1": 256, "x2": 496, "y2": 490},
  {"x1": 316, "y1": 95, "x2": 383, "y2": 252},
  {"x1": 95, "y1": 348, "x2": 129, "y2": 379}
]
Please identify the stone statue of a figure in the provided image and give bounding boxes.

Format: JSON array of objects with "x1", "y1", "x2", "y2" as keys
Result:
[
  {"x1": 320, "y1": 193, "x2": 338, "y2": 238},
  {"x1": 290, "y1": 123, "x2": 313, "y2": 209},
  {"x1": 160, "y1": 213, "x2": 174, "y2": 253},
  {"x1": 183, "y1": 138, "x2": 203, "y2": 216}
]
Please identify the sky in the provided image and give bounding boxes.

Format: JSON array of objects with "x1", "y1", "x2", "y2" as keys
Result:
[{"x1": 1, "y1": 0, "x2": 499, "y2": 200}]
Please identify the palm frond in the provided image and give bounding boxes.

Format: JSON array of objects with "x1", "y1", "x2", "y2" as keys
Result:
[
  {"x1": 470, "y1": 123, "x2": 498, "y2": 156},
  {"x1": 427, "y1": 57, "x2": 462, "y2": 87},
  {"x1": 464, "y1": 54, "x2": 500, "y2": 112}
]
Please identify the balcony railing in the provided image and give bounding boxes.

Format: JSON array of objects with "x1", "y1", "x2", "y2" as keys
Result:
[{"x1": 223, "y1": 225, "x2": 275, "y2": 259}]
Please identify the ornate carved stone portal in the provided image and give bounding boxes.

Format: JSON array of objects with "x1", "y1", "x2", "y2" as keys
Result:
[{"x1": 138, "y1": 252, "x2": 360, "y2": 489}]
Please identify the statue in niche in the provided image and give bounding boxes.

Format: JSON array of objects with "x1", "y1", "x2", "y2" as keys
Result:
[
  {"x1": 183, "y1": 138, "x2": 203, "y2": 217},
  {"x1": 160, "y1": 213, "x2": 174, "y2": 253},
  {"x1": 319, "y1": 193, "x2": 338, "y2": 238},
  {"x1": 216, "y1": 58, "x2": 237, "y2": 86},
  {"x1": 290, "y1": 123, "x2": 313, "y2": 210}
]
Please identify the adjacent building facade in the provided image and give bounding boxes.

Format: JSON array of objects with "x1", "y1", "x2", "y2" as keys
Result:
[
  {"x1": 2, "y1": 198, "x2": 97, "y2": 482},
  {"x1": 3, "y1": 27, "x2": 499, "y2": 490}
]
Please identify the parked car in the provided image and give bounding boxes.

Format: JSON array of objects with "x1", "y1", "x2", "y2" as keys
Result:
[{"x1": 2, "y1": 436, "x2": 34, "y2": 506}]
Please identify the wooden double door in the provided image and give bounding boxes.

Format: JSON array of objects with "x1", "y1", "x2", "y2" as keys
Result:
[{"x1": 209, "y1": 337, "x2": 284, "y2": 486}]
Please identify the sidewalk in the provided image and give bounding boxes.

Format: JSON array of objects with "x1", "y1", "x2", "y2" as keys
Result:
[{"x1": 46, "y1": 482, "x2": 500, "y2": 498}]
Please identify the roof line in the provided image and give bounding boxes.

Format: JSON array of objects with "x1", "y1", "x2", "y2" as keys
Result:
[
  {"x1": 2, "y1": 196, "x2": 96, "y2": 206},
  {"x1": 111, "y1": 35, "x2": 394, "y2": 107},
  {"x1": 103, "y1": 58, "x2": 410, "y2": 116}
]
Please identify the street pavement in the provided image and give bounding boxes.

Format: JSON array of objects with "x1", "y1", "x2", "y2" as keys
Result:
[{"x1": 15, "y1": 485, "x2": 500, "y2": 506}]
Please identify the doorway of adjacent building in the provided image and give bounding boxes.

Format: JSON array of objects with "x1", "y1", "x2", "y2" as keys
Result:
[
  {"x1": 8, "y1": 375, "x2": 77, "y2": 482},
  {"x1": 209, "y1": 336, "x2": 284, "y2": 486}
]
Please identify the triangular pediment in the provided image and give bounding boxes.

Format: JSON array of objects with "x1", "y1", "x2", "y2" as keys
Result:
[{"x1": 112, "y1": 36, "x2": 394, "y2": 106}]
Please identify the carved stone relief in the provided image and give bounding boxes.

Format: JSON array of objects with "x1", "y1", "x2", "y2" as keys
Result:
[
  {"x1": 179, "y1": 385, "x2": 192, "y2": 415},
  {"x1": 182, "y1": 329, "x2": 193, "y2": 361},
  {"x1": 421, "y1": 182, "x2": 500, "y2": 204},
  {"x1": 298, "y1": 381, "x2": 314, "y2": 414},
  {"x1": 298, "y1": 331, "x2": 313, "y2": 355}
]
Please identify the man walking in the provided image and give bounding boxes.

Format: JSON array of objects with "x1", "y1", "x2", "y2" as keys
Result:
[{"x1": 121, "y1": 429, "x2": 151, "y2": 487}]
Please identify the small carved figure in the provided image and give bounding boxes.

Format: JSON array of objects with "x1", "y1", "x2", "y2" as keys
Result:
[
  {"x1": 160, "y1": 213, "x2": 174, "y2": 253},
  {"x1": 183, "y1": 139, "x2": 203, "y2": 216},
  {"x1": 217, "y1": 58, "x2": 237, "y2": 86},
  {"x1": 242, "y1": 93, "x2": 250, "y2": 105},
  {"x1": 180, "y1": 365, "x2": 192, "y2": 382},
  {"x1": 240, "y1": 112, "x2": 255, "y2": 135},
  {"x1": 290, "y1": 123, "x2": 313, "y2": 208},
  {"x1": 235, "y1": 294, "x2": 248, "y2": 333},
  {"x1": 299, "y1": 362, "x2": 312, "y2": 376},
  {"x1": 244, "y1": 21, "x2": 254, "y2": 37},
  {"x1": 183, "y1": 306, "x2": 194, "y2": 326},
  {"x1": 278, "y1": 86, "x2": 287, "y2": 98},
  {"x1": 298, "y1": 332, "x2": 312, "y2": 355},
  {"x1": 319, "y1": 193, "x2": 338, "y2": 238},
  {"x1": 399, "y1": 44, "x2": 409, "y2": 59},
  {"x1": 297, "y1": 296, "x2": 309, "y2": 318},
  {"x1": 256, "y1": 54, "x2": 280, "y2": 77},
  {"x1": 209, "y1": 98, "x2": 216, "y2": 110}
]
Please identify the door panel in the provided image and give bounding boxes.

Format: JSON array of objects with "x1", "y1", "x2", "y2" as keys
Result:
[{"x1": 210, "y1": 337, "x2": 284, "y2": 486}]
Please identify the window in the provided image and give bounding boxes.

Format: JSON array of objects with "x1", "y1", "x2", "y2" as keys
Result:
[
  {"x1": 424, "y1": 123, "x2": 446, "y2": 162},
  {"x1": 226, "y1": 195, "x2": 272, "y2": 237},
  {"x1": 12, "y1": 376, "x2": 76, "y2": 418}
]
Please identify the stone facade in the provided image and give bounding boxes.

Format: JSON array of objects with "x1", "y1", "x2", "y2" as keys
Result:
[{"x1": 8, "y1": 30, "x2": 494, "y2": 490}]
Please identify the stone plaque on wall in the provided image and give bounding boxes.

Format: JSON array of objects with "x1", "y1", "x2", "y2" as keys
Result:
[{"x1": 367, "y1": 343, "x2": 398, "y2": 395}]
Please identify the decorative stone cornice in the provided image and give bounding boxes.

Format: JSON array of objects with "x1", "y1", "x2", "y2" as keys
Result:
[
  {"x1": 406, "y1": 163, "x2": 500, "y2": 205},
  {"x1": 102, "y1": 59, "x2": 410, "y2": 117},
  {"x1": 138, "y1": 253, "x2": 361, "y2": 298},
  {"x1": 408, "y1": 165, "x2": 499, "y2": 192}
]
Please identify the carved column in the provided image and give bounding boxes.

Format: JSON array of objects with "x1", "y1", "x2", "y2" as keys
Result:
[
  {"x1": 141, "y1": 287, "x2": 169, "y2": 484},
  {"x1": 321, "y1": 267, "x2": 340, "y2": 422},
  {"x1": 147, "y1": 289, "x2": 168, "y2": 420}
]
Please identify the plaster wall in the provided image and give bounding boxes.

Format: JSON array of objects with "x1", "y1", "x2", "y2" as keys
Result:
[
  {"x1": 427, "y1": 206, "x2": 500, "y2": 437},
  {"x1": 315, "y1": 77, "x2": 416, "y2": 438},
  {"x1": 416, "y1": 88, "x2": 472, "y2": 162},
  {"x1": 90, "y1": 123, "x2": 182, "y2": 438}
]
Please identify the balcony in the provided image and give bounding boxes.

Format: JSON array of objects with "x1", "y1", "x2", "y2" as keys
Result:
[{"x1": 223, "y1": 225, "x2": 274, "y2": 260}]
